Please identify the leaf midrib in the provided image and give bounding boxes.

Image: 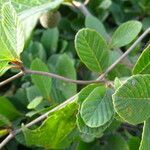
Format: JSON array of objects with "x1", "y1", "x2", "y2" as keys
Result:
[{"x1": 83, "y1": 34, "x2": 102, "y2": 72}]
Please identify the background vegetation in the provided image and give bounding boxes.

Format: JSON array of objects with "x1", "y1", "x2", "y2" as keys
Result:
[{"x1": 0, "y1": 0, "x2": 150, "y2": 150}]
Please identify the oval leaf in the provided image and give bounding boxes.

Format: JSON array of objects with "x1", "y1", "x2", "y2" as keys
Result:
[
  {"x1": 81, "y1": 86, "x2": 114, "y2": 127},
  {"x1": 31, "y1": 58, "x2": 52, "y2": 100},
  {"x1": 85, "y1": 15, "x2": 108, "y2": 40},
  {"x1": 113, "y1": 74, "x2": 150, "y2": 125},
  {"x1": 0, "y1": 37, "x2": 14, "y2": 61},
  {"x1": 77, "y1": 84, "x2": 101, "y2": 105},
  {"x1": 41, "y1": 28, "x2": 59, "y2": 53},
  {"x1": 23, "y1": 102, "x2": 78, "y2": 149},
  {"x1": 133, "y1": 44, "x2": 150, "y2": 74},
  {"x1": 0, "y1": 97, "x2": 21, "y2": 126},
  {"x1": 1, "y1": 2, "x2": 24, "y2": 60},
  {"x1": 27, "y1": 96, "x2": 43, "y2": 109},
  {"x1": 55, "y1": 54, "x2": 77, "y2": 99},
  {"x1": 75, "y1": 28, "x2": 109, "y2": 73},
  {"x1": 110, "y1": 20, "x2": 142, "y2": 48},
  {"x1": 77, "y1": 113, "x2": 112, "y2": 137}
]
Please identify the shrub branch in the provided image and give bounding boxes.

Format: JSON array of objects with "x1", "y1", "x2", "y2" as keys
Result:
[
  {"x1": 0, "y1": 71, "x2": 24, "y2": 87},
  {"x1": 1, "y1": 0, "x2": 150, "y2": 148},
  {"x1": 24, "y1": 68, "x2": 106, "y2": 84},
  {"x1": 0, "y1": 26, "x2": 149, "y2": 149}
]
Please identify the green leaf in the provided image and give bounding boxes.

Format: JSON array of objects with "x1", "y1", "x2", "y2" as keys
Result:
[
  {"x1": 85, "y1": 15, "x2": 108, "y2": 40},
  {"x1": 63, "y1": 0, "x2": 73, "y2": 3},
  {"x1": 110, "y1": 21, "x2": 142, "y2": 48},
  {"x1": 0, "y1": 35, "x2": 14, "y2": 61},
  {"x1": 0, "y1": 129, "x2": 10, "y2": 138},
  {"x1": 77, "y1": 113, "x2": 112, "y2": 137},
  {"x1": 41, "y1": 28, "x2": 59, "y2": 54},
  {"x1": 23, "y1": 102, "x2": 78, "y2": 149},
  {"x1": 31, "y1": 58, "x2": 52, "y2": 100},
  {"x1": 1, "y1": 2, "x2": 24, "y2": 60},
  {"x1": 128, "y1": 136, "x2": 140, "y2": 150},
  {"x1": 142, "y1": 17, "x2": 150, "y2": 30},
  {"x1": 81, "y1": 86, "x2": 114, "y2": 127},
  {"x1": 139, "y1": 118, "x2": 150, "y2": 150},
  {"x1": 0, "y1": 0, "x2": 63, "y2": 42},
  {"x1": 77, "y1": 84, "x2": 101, "y2": 105},
  {"x1": 133, "y1": 44, "x2": 150, "y2": 74},
  {"x1": 76, "y1": 141, "x2": 95, "y2": 150},
  {"x1": 75, "y1": 28, "x2": 109, "y2": 73},
  {"x1": 22, "y1": 41, "x2": 47, "y2": 68},
  {"x1": 109, "y1": 2, "x2": 124, "y2": 25},
  {"x1": 104, "y1": 134, "x2": 129, "y2": 150},
  {"x1": 108, "y1": 64, "x2": 131, "y2": 80},
  {"x1": 27, "y1": 96, "x2": 43, "y2": 109},
  {"x1": 113, "y1": 74, "x2": 150, "y2": 125},
  {"x1": 55, "y1": 54, "x2": 77, "y2": 99},
  {"x1": 76, "y1": 84, "x2": 110, "y2": 137},
  {"x1": 114, "y1": 77, "x2": 122, "y2": 90},
  {"x1": 0, "y1": 114, "x2": 11, "y2": 127},
  {"x1": 0, "y1": 97, "x2": 21, "y2": 126},
  {"x1": 26, "y1": 86, "x2": 42, "y2": 102},
  {"x1": 0, "y1": 0, "x2": 53, "y2": 13},
  {"x1": 0, "y1": 0, "x2": 63, "y2": 43},
  {"x1": 17, "y1": 0, "x2": 63, "y2": 41},
  {"x1": 12, "y1": 0, "x2": 63, "y2": 14},
  {"x1": 0, "y1": 61, "x2": 11, "y2": 76}
]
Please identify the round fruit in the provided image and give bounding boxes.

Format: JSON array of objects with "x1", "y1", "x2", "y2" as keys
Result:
[{"x1": 39, "y1": 11, "x2": 61, "y2": 29}]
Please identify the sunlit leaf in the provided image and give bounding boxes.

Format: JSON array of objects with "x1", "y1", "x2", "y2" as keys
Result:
[
  {"x1": 1, "y1": 2, "x2": 24, "y2": 60},
  {"x1": 0, "y1": 128, "x2": 10, "y2": 138},
  {"x1": 0, "y1": 0, "x2": 63, "y2": 42},
  {"x1": 23, "y1": 102, "x2": 78, "y2": 149},
  {"x1": 27, "y1": 96, "x2": 43, "y2": 109}
]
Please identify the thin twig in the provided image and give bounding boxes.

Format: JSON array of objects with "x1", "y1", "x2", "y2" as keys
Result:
[
  {"x1": 24, "y1": 68, "x2": 105, "y2": 85},
  {"x1": 1, "y1": 28, "x2": 150, "y2": 149},
  {"x1": 84, "y1": 0, "x2": 90, "y2": 5},
  {"x1": 72, "y1": 1, "x2": 91, "y2": 16},
  {"x1": 0, "y1": 71, "x2": 24, "y2": 87}
]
